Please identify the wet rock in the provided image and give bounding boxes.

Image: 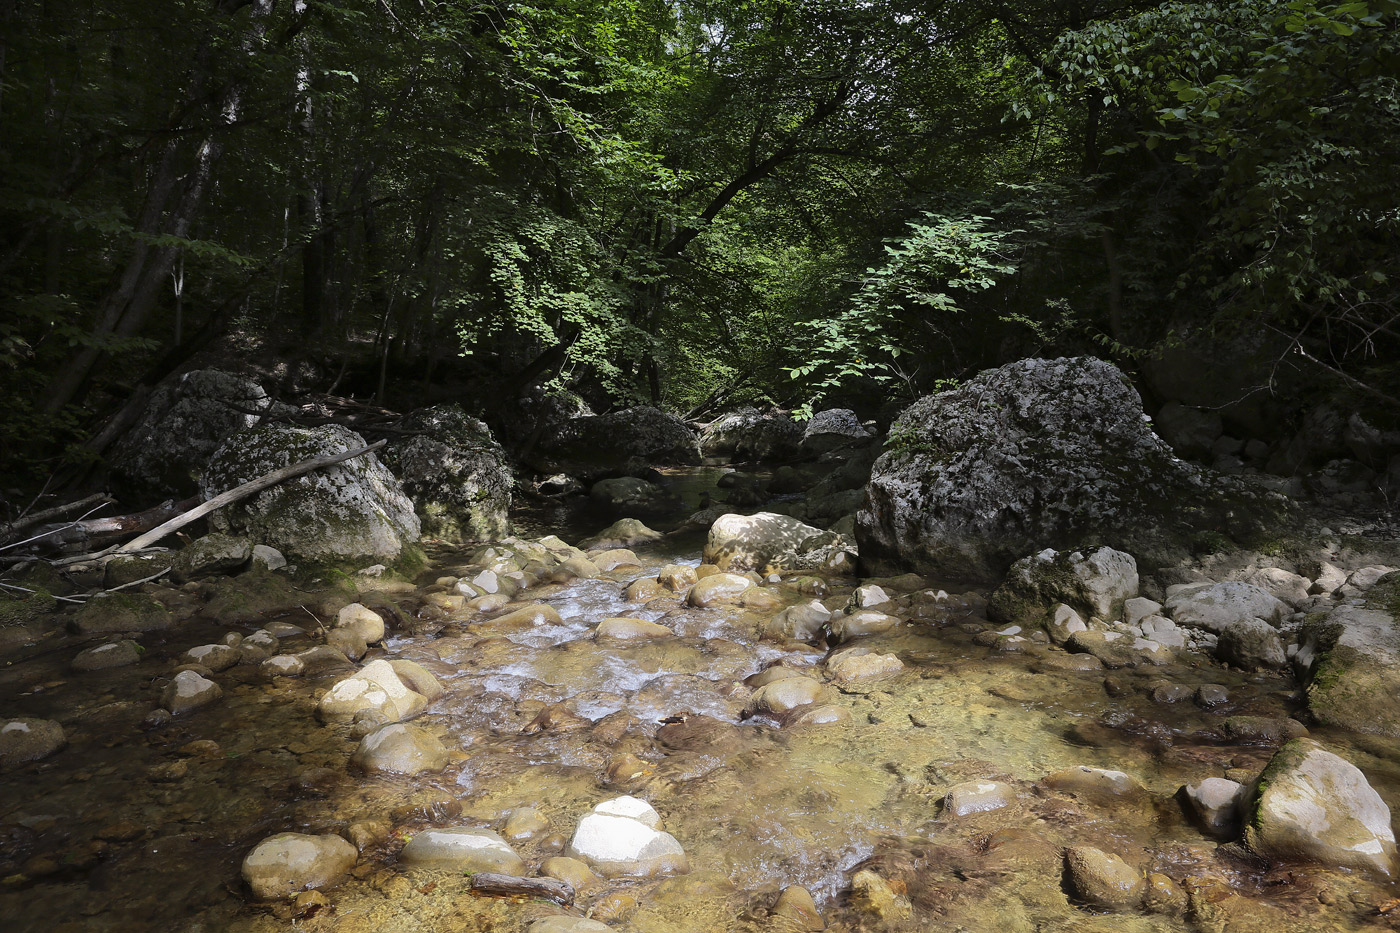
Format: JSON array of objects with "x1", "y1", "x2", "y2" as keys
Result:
[
  {"x1": 385, "y1": 659, "x2": 445, "y2": 701},
  {"x1": 350, "y1": 723, "x2": 449, "y2": 775},
  {"x1": 1042, "y1": 766, "x2": 1146, "y2": 802},
  {"x1": 1222, "y1": 716, "x2": 1308, "y2": 745},
  {"x1": 1045, "y1": 604, "x2": 1088, "y2": 645},
  {"x1": 381, "y1": 404, "x2": 511, "y2": 542},
  {"x1": 828, "y1": 610, "x2": 897, "y2": 642},
  {"x1": 704, "y1": 512, "x2": 828, "y2": 573},
  {"x1": 859, "y1": 357, "x2": 1293, "y2": 582},
  {"x1": 657, "y1": 564, "x2": 698, "y2": 592},
  {"x1": 850, "y1": 869, "x2": 911, "y2": 922},
  {"x1": 1151, "y1": 683, "x2": 1193, "y2": 703},
  {"x1": 251, "y1": 545, "x2": 286, "y2": 571},
  {"x1": 1164, "y1": 581, "x2": 1289, "y2": 633},
  {"x1": 528, "y1": 918, "x2": 612, "y2": 933},
  {"x1": 801, "y1": 408, "x2": 872, "y2": 455},
  {"x1": 242, "y1": 832, "x2": 358, "y2": 900},
  {"x1": 178, "y1": 643, "x2": 240, "y2": 672},
  {"x1": 336, "y1": 603, "x2": 385, "y2": 644},
  {"x1": 1296, "y1": 603, "x2": 1400, "y2": 737},
  {"x1": 317, "y1": 659, "x2": 427, "y2": 723},
  {"x1": 826, "y1": 651, "x2": 903, "y2": 683},
  {"x1": 326, "y1": 627, "x2": 368, "y2": 661},
  {"x1": 700, "y1": 408, "x2": 803, "y2": 461},
  {"x1": 541, "y1": 855, "x2": 601, "y2": 893},
  {"x1": 686, "y1": 572, "x2": 754, "y2": 607},
  {"x1": 596, "y1": 617, "x2": 673, "y2": 643},
  {"x1": 161, "y1": 670, "x2": 222, "y2": 714},
  {"x1": 590, "y1": 477, "x2": 679, "y2": 518},
  {"x1": 771, "y1": 884, "x2": 826, "y2": 930},
  {"x1": 262, "y1": 654, "x2": 306, "y2": 677},
  {"x1": 0, "y1": 718, "x2": 66, "y2": 770},
  {"x1": 989, "y1": 546, "x2": 1139, "y2": 627},
  {"x1": 1215, "y1": 617, "x2": 1286, "y2": 670},
  {"x1": 1195, "y1": 684, "x2": 1230, "y2": 707},
  {"x1": 565, "y1": 796, "x2": 689, "y2": 878},
  {"x1": 762, "y1": 600, "x2": 831, "y2": 642},
  {"x1": 1033, "y1": 651, "x2": 1103, "y2": 672},
  {"x1": 656, "y1": 716, "x2": 743, "y2": 755},
  {"x1": 1246, "y1": 738, "x2": 1396, "y2": 874},
  {"x1": 784, "y1": 704, "x2": 851, "y2": 726},
  {"x1": 1182, "y1": 777, "x2": 1245, "y2": 836},
  {"x1": 202, "y1": 423, "x2": 421, "y2": 564},
  {"x1": 72, "y1": 639, "x2": 142, "y2": 671},
  {"x1": 745, "y1": 677, "x2": 826, "y2": 717},
  {"x1": 1123, "y1": 596, "x2": 1163, "y2": 627},
  {"x1": 943, "y1": 780, "x2": 1016, "y2": 816},
  {"x1": 399, "y1": 828, "x2": 525, "y2": 874},
  {"x1": 171, "y1": 533, "x2": 251, "y2": 580},
  {"x1": 623, "y1": 579, "x2": 667, "y2": 602},
  {"x1": 70, "y1": 592, "x2": 175, "y2": 634},
  {"x1": 1065, "y1": 845, "x2": 1143, "y2": 909},
  {"x1": 581, "y1": 518, "x2": 662, "y2": 550},
  {"x1": 591, "y1": 548, "x2": 640, "y2": 572},
  {"x1": 503, "y1": 807, "x2": 550, "y2": 843},
  {"x1": 1065, "y1": 630, "x2": 1171, "y2": 667}
]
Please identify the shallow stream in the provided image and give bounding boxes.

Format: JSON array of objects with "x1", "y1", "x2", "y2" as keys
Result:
[{"x1": 2, "y1": 475, "x2": 1399, "y2": 933}]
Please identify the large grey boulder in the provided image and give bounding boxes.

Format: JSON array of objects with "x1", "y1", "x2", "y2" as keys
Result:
[
  {"x1": 531, "y1": 407, "x2": 699, "y2": 480},
  {"x1": 1164, "y1": 581, "x2": 1290, "y2": 633},
  {"x1": 1215, "y1": 618, "x2": 1287, "y2": 670},
  {"x1": 801, "y1": 409, "x2": 872, "y2": 455},
  {"x1": 858, "y1": 357, "x2": 1294, "y2": 582},
  {"x1": 110, "y1": 369, "x2": 281, "y2": 499},
  {"x1": 242, "y1": 832, "x2": 358, "y2": 899},
  {"x1": 1246, "y1": 739, "x2": 1396, "y2": 875},
  {"x1": 1295, "y1": 590, "x2": 1400, "y2": 737},
  {"x1": 700, "y1": 408, "x2": 804, "y2": 461},
  {"x1": 382, "y1": 405, "x2": 511, "y2": 543},
  {"x1": 317, "y1": 659, "x2": 428, "y2": 723},
  {"x1": 989, "y1": 546, "x2": 1138, "y2": 627},
  {"x1": 202, "y1": 424, "x2": 420, "y2": 564},
  {"x1": 703, "y1": 512, "x2": 828, "y2": 573}
]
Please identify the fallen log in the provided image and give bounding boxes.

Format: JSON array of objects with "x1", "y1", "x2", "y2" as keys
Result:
[
  {"x1": 52, "y1": 439, "x2": 386, "y2": 567},
  {"x1": 468, "y1": 872, "x2": 573, "y2": 906},
  {"x1": 17, "y1": 497, "x2": 199, "y2": 555}
]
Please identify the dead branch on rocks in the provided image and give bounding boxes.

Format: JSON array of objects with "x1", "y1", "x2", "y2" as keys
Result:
[{"x1": 51, "y1": 439, "x2": 386, "y2": 567}]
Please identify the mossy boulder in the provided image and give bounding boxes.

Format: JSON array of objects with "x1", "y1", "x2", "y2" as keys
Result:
[
  {"x1": 70, "y1": 592, "x2": 175, "y2": 634},
  {"x1": 989, "y1": 546, "x2": 1138, "y2": 628},
  {"x1": 381, "y1": 404, "x2": 511, "y2": 543},
  {"x1": 530, "y1": 407, "x2": 699, "y2": 481},
  {"x1": 202, "y1": 569, "x2": 312, "y2": 625},
  {"x1": 700, "y1": 408, "x2": 804, "y2": 462},
  {"x1": 202, "y1": 423, "x2": 420, "y2": 565},
  {"x1": 1295, "y1": 579, "x2": 1400, "y2": 736},
  {"x1": 858, "y1": 357, "x2": 1297, "y2": 583},
  {"x1": 1246, "y1": 738, "x2": 1396, "y2": 875}
]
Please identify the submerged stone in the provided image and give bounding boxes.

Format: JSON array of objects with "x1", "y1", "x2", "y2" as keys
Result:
[{"x1": 242, "y1": 832, "x2": 358, "y2": 899}]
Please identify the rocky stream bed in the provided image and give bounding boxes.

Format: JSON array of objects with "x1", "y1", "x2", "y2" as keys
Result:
[{"x1": 3, "y1": 482, "x2": 1400, "y2": 933}]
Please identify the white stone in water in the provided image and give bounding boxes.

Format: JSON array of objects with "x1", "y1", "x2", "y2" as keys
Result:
[
  {"x1": 996, "y1": 625, "x2": 1021, "y2": 636},
  {"x1": 566, "y1": 812, "x2": 688, "y2": 878},
  {"x1": 95, "y1": 644, "x2": 118, "y2": 653},
  {"x1": 3, "y1": 722, "x2": 31, "y2": 733},
  {"x1": 162, "y1": 670, "x2": 222, "y2": 714},
  {"x1": 593, "y1": 795, "x2": 661, "y2": 828},
  {"x1": 472, "y1": 570, "x2": 501, "y2": 594},
  {"x1": 398, "y1": 828, "x2": 525, "y2": 874},
  {"x1": 944, "y1": 780, "x2": 1016, "y2": 816}
]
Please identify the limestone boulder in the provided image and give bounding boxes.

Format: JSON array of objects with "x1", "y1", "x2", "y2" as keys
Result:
[
  {"x1": 589, "y1": 477, "x2": 679, "y2": 518},
  {"x1": 110, "y1": 369, "x2": 282, "y2": 499},
  {"x1": 943, "y1": 781, "x2": 1017, "y2": 817},
  {"x1": 801, "y1": 408, "x2": 873, "y2": 456},
  {"x1": 1295, "y1": 599, "x2": 1400, "y2": 737},
  {"x1": 565, "y1": 797, "x2": 689, "y2": 878},
  {"x1": 989, "y1": 546, "x2": 1138, "y2": 628},
  {"x1": 1215, "y1": 617, "x2": 1286, "y2": 670},
  {"x1": 398, "y1": 828, "x2": 525, "y2": 874},
  {"x1": 581, "y1": 518, "x2": 663, "y2": 550},
  {"x1": 335, "y1": 603, "x2": 385, "y2": 645},
  {"x1": 686, "y1": 573, "x2": 754, "y2": 608},
  {"x1": 858, "y1": 357, "x2": 1294, "y2": 582},
  {"x1": 350, "y1": 723, "x2": 449, "y2": 775},
  {"x1": 381, "y1": 404, "x2": 511, "y2": 543},
  {"x1": 700, "y1": 408, "x2": 803, "y2": 461},
  {"x1": 202, "y1": 424, "x2": 420, "y2": 564},
  {"x1": 703, "y1": 512, "x2": 827, "y2": 573},
  {"x1": 72, "y1": 640, "x2": 142, "y2": 671},
  {"x1": 171, "y1": 533, "x2": 251, "y2": 580},
  {"x1": 242, "y1": 832, "x2": 358, "y2": 899},
  {"x1": 161, "y1": 670, "x2": 222, "y2": 714},
  {"x1": 1246, "y1": 738, "x2": 1396, "y2": 875},
  {"x1": 1065, "y1": 846, "x2": 1143, "y2": 909},
  {"x1": 531, "y1": 407, "x2": 699, "y2": 480},
  {"x1": 317, "y1": 659, "x2": 428, "y2": 723},
  {"x1": 0, "y1": 718, "x2": 66, "y2": 770},
  {"x1": 1164, "y1": 581, "x2": 1290, "y2": 634}
]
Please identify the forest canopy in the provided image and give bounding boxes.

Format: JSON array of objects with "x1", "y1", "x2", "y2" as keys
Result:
[{"x1": 1, "y1": 0, "x2": 1397, "y2": 482}]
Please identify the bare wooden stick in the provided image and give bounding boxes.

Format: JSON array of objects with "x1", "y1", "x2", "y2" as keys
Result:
[
  {"x1": 52, "y1": 439, "x2": 386, "y2": 566},
  {"x1": 1, "y1": 492, "x2": 113, "y2": 539}
]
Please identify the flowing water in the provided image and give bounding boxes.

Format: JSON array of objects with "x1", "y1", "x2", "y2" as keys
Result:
[{"x1": 2, "y1": 475, "x2": 1399, "y2": 933}]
